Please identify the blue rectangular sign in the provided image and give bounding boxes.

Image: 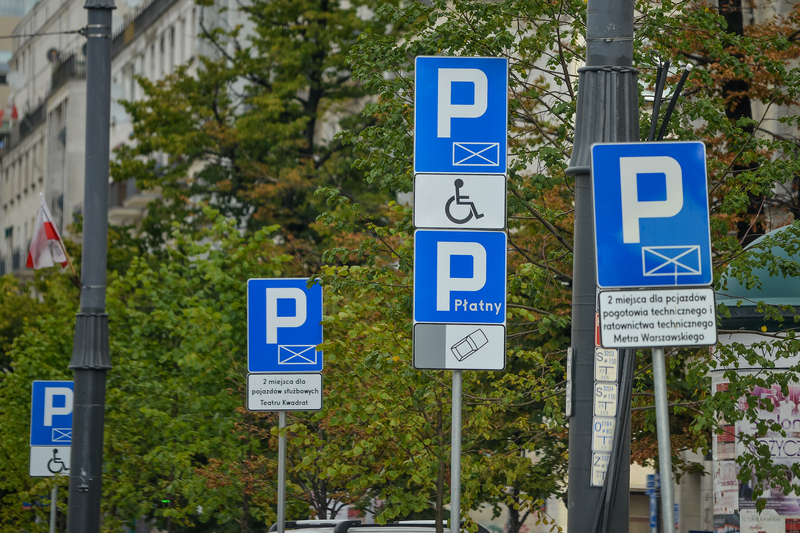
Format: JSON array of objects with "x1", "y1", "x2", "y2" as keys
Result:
[
  {"x1": 414, "y1": 56, "x2": 508, "y2": 174},
  {"x1": 247, "y1": 278, "x2": 323, "y2": 373},
  {"x1": 30, "y1": 381, "x2": 73, "y2": 446},
  {"x1": 413, "y1": 230, "x2": 507, "y2": 324},
  {"x1": 592, "y1": 141, "x2": 712, "y2": 288}
]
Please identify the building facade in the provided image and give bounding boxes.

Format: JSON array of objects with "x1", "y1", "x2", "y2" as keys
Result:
[{"x1": 0, "y1": 0, "x2": 235, "y2": 275}]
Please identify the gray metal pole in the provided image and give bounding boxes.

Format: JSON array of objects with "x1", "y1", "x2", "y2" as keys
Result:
[
  {"x1": 67, "y1": 0, "x2": 115, "y2": 531},
  {"x1": 651, "y1": 348, "x2": 675, "y2": 533},
  {"x1": 278, "y1": 411, "x2": 287, "y2": 533},
  {"x1": 566, "y1": 1, "x2": 637, "y2": 531},
  {"x1": 450, "y1": 371, "x2": 462, "y2": 533},
  {"x1": 49, "y1": 485, "x2": 57, "y2": 533}
]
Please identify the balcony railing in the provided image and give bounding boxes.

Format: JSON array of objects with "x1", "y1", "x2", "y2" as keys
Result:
[
  {"x1": 51, "y1": 53, "x2": 87, "y2": 94},
  {"x1": 112, "y1": 0, "x2": 181, "y2": 58}
]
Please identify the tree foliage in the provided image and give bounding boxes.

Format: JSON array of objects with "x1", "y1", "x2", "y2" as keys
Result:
[{"x1": 3, "y1": 0, "x2": 800, "y2": 531}]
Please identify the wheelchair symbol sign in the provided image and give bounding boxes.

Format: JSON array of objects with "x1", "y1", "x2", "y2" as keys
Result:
[{"x1": 414, "y1": 174, "x2": 506, "y2": 230}]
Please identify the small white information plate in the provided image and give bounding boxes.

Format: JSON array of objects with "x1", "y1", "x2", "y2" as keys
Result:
[
  {"x1": 592, "y1": 416, "x2": 616, "y2": 452},
  {"x1": 565, "y1": 380, "x2": 572, "y2": 418},
  {"x1": 591, "y1": 452, "x2": 611, "y2": 487},
  {"x1": 413, "y1": 174, "x2": 507, "y2": 230},
  {"x1": 598, "y1": 287, "x2": 717, "y2": 348},
  {"x1": 565, "y1": 347, "x2": 573, "y2": 418},
  {"x1": 30, "y1": 446, "x2": 71, "y2": 477},
  {"x1": 594, "y1": 348, "x2": 619, "y2": 382},
  {"x1": 594, "y1": 382, "x2": 618, "y2": 417},
  {"x1": 247, "y1": 373, "x2": 323, "y2": 411}
]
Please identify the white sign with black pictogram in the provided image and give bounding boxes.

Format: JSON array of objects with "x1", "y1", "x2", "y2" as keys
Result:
[
  {"x1": 594, "y1": 382, "x2": 618, "y2": 417},
  {"x1": 592, "y1": 416, "x2": 616, "y2": 453},
  {"x1": 591, "y1": 452, "x2": 611, "y2": 487},
  {"x1": 30, "y1": 446, "x2": 70, "y2": 477},
  {"x1": 594, "y1": 348, "x2": 619, "y2": 382},
  {"x1": 413, "y1": 324, "x2": 505, "y2": 370},
  {"x1": 413, "y1": 174, "x2": 507, "y2": 230}
]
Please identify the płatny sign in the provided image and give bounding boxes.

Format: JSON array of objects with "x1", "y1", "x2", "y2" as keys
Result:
[
  {"x1": 598, "y1": 287, "x2": 717, "y2": 348},
  {"x1": 247, "y1": 373, "x2": 323, "y2": 411}
]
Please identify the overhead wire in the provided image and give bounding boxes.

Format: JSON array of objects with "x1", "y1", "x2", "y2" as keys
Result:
[{"x1": 0, "y1": 29, "x2": 85, "y2": 39}]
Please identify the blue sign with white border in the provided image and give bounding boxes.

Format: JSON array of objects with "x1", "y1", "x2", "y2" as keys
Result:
[
  {"x1": 30, "y1": 381, "x2": 73, "y2": 447},
  {"x1": 414, "y1": 56, "x2": 508, "y2": 174},
  {"x1": 247, "y1": 278, "x2": 323, "y2": 373},
  {"x1": 592, "y1": 141, "x2": 712, "y2": 289},
  {"x1": 414, "y1": 230, "x2": 507, "y2": 324}
]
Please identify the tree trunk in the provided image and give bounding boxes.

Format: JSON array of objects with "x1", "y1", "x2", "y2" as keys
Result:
[
  {"x1": 241, "y1": 492, "x2": 250, "y2": 533},
  {"x1": 719, "y1": 0, "x2": 763, "y2": 244}
]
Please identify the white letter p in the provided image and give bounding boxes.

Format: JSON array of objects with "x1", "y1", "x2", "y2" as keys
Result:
[
  {"x1": 436, "y1": 242, "x2": 487, "y2": 311},
  {"x1": 437, "y1": 68, "x2": 488, "y2": 138},
  {"x1": 266, "y1": 288, "x2": 307, "y2": 344},
  {"x1": 44, "y1": 388, "x2": 73, "y2": 427},
  {"x1": 620, "y1": 156, "x2": 684, "y2": 243}
]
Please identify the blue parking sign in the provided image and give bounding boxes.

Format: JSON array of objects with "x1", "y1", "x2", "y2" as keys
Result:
[
  {"x1": 414, "y1": 57, "x2": 508, "y2": 174},
  {"x1": 30, "y1": 381, "x2": 73, "y2": 447},
  {"x1": 592, "y1": 141, "x2": 712, "y2": 288},
  {"x1": 247, "y1": 279, "x2": 323, "y2": 373},
  {"x1": 414, "y1": 230, "x2": 507, "y2": 324}
]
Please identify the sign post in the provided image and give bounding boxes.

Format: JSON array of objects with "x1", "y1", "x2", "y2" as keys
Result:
[
  {"x1": 592, "y1": 141, "x2": 715, "y2": 533},
  {"x1": 247, "y1": 278, "x2": 324, "y2": 533},
  {"x1": 30, "y1": 380, "x2": 73, "y2": 533},
  {"x1": 413, "y1": 55, "x2": 508, "y2": 533}
]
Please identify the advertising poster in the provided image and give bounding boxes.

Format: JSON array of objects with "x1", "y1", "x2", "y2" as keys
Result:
[
  {"x1": 715, "y1": 513, "x2": 740, "y2": 533},
  {"x1": 715, "y1": 461, "x2": 739, "y2": 515},
  {"x1": 741, "y1": 509, "x2": 783, "y2": 533},
  {"x1": 713, "y1": 376, "x2": 736, "y2": 460},
  {"x1": 734, "y1": 381, "x2": 800, "y2": 531}
]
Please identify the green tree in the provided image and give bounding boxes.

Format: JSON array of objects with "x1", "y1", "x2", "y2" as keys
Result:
[{"x1": 112, "y1": 0, "x2": 397, "y2": 262}]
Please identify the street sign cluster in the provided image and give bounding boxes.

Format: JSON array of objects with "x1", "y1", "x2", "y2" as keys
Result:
[
  {"x1": 30, "y1": 381, "x2": 73, "y2": 477},
  {"x1": 412, "y1": 56, "x2": 508, "y2": 371},
  {"x1": 591, "y1": 348, "x2": 618, "y2": 486},
  {"x1": 592, "y1": 141, "x2": 717, "y2": 346},
  {"x1": 591, "y1": 140, "x2": 716, "y2": 525},
  {"x1": 246, "y1": 278, "x2": 324, "y2": 411}
]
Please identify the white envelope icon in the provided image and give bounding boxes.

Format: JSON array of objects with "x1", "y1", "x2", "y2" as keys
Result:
[
  {"x1": 52, "y1": 428, "x2": 71, "y2": 442},
  {"x1": 278, "y1": 345, "x2": 318, "y2": 365},
  {"x1": 453, "y1": 142, "x2": 500, "y2": 166},
  {"x1": 642, "y1": 245, "x2": 702, "y2": 277}
]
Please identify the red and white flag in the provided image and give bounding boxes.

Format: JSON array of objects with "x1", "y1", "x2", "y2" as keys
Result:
[{"x1": 26, "y1": 194, "x2": 68, "y2": 269}]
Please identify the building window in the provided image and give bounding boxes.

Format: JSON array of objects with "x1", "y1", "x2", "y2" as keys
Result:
[
  {"x1": 150, "y1": 44, "x2": 155, "y2": 79},
  {"x1": 159, "y1": 35, "x2": 165, "y2": 77},
  {"x1": 169, "y1": 26, "x2": 175, "y2": 72},
  {"x1": 129, "y1": 62, "x2": 136, "y2": 100}
]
